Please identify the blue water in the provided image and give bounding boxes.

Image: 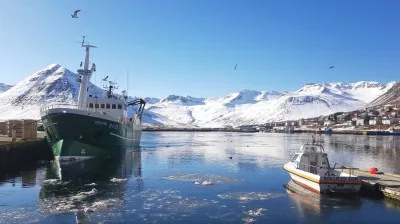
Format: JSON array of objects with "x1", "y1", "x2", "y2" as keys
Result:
[{"x1": 1, "y1": 132, "x2": 400, "y2": 223}]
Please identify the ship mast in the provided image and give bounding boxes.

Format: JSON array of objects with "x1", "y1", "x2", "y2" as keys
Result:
[{"x1": 77, "y1": 36, "x2": 97, "y2": 108}]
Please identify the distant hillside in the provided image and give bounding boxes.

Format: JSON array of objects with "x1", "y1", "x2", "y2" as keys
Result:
[
  {"x1": 0, "y1": 83, "x2": 12, "y2": 93},
  {"x1": 368, "y1": 82, "x2": 400, "y2": 107}
]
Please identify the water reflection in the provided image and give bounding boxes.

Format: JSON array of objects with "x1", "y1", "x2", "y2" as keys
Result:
[
  {"x1": 38, "y1": 149, "x2": 142, "y2": 216},
  {"x1": 285, "y1": 180, "x2": 362, "y2": 222}
]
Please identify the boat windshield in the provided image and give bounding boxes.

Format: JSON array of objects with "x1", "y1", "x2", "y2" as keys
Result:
[
  {"x1": 291, "y1": 154, "x2": 299, "y2": 162},
  {"x1": 302, "y1": 144, "x2": 324, "y2": 153}
]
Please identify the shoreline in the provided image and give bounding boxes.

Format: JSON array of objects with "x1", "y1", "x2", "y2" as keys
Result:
[{"x1": 142, "y1": 128, "x2": 400, "y2": 136}]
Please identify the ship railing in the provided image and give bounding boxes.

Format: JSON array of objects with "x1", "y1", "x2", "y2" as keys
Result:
[
  {"x1": 292, "y1": 161, "x2": 357, "y2": 178},
  {"x1": 40, "y1": 103, "x2": 128, "y2": 123},
  {"x1": 331, "y1": 162, "x2": 356, "y2": 178},
  {"x1": 41, "y1": 103, "x2": 144, "y2": 125}
]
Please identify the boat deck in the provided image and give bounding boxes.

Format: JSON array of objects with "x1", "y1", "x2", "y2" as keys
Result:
[{"x1": 337, "y1": 168, "x2": 400, "y2": 200}]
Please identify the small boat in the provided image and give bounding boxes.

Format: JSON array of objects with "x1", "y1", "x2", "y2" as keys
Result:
[
  {"x1": 283, "y1": 143, "x2": 362, "y2": 194},
  {"x1": 324, "y1": 127, "x2": 332, "y2": 135}
]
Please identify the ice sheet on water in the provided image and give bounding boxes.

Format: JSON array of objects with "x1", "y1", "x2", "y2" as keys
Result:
[
  {"x1": 165, "y1": 173, "x2": 239, "y2": 186},
  {"x1": 217, "y1": 192, "x2": 285, "y2": 202},
  {"x1": 0, "y1": 208, "x2": 42, "y2": 224},
  {"x1": 131, "y1": 189, "x2": 211, "y2": 214}
]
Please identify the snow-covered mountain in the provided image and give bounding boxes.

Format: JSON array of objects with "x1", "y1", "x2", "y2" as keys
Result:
[
  {"x1": 0, "y1": 83, "x2": 12, "y2": 93},
  {"x1": 0, "y1": 64, "x2": 396, "y2": 127},
  {"x1": 145, "y1": 82, "x2": 394, "y2": 127},
  {"x1": 0, "y1": 64, "x2": 104, "y2": 120},
  {"x1": 368, "y1": 82, "x2": 400, "y2": 107}
]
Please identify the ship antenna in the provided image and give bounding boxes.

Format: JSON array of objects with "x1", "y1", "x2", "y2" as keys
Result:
[
  {"x1": 77, "y1": 35, "x2": 97, "y2": 108},
  {"x1": 127, "y1": 68, "x2": 129, "y2": 99},
  {"x1": 81, "y1": 35, "x2": 86, "y2": 47}
]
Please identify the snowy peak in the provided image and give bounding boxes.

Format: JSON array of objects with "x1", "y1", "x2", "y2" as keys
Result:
[
  {"x1": 144, "y1": 97, "x2": 161, "y2": 104},
  {"x1": 352, "y1": 81, "x2": 384, "y2": 89},
  {"x1": 298, "y1": 81, "x2": 386, "y2": 92},
  {"x1": 297, "y1": 83, "x2": 327, "y2": 95},
  {"x1": 0, "y1": 83, "x2": 12, "y2": 93},
  {"x1": 160, "y1": 95, "x2": 205, "y2": 106},
  {"x1": 219, "y1": 89, "x2": 281, "y2": 106},
  {"x1": 0, "y1": 64, "x2": 104, "y2": 106}
]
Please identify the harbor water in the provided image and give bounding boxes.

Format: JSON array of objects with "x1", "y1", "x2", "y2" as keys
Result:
[{"x1": 1, "y1": 132, "x2": 400, "y2": 223}]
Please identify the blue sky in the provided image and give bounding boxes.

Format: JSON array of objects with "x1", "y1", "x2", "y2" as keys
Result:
[{"x1": 0, "y1": 0, "x2": 399, "y2": 98}]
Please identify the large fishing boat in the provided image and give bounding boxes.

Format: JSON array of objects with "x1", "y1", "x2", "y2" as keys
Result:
[{"x1": 40, "y1": 37, "x2": 146, "y2": 160}]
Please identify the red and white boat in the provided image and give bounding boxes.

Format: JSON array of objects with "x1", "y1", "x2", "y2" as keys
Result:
[{"x1": 283, "y1": 143, "x2": 362, "y2": 194}]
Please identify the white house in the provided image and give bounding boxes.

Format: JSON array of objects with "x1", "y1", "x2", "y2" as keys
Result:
[
  {"x1": 369, "y1": 117, "x2": 382, "y2": 126},
  {"x1": 382, "y1": 118, "x2": 393, "y2": 125},
  {"x1": 355, "y1": 118, "x2": 364, "y2": 126},
  {"x1": 324, "y1": 120, "x2": 335, "y2": 126}
]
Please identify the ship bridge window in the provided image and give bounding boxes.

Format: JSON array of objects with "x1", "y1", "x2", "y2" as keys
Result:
[
  {"x1": 106, "y1": 104, "x2": 110, "y2": 109},
  {"x1": 112, "y1": 104, "x2": 116, "y2": 109},
  {"x1": 118, "y1": 104, "x2": 122, "y2": 109},
  {"x1": 95, "y1": 103, "x2": 99, "y2": 108},
  {"x1": 88, "y1": 103, "x2": 93, "y2": 108},
  {"x1": 100, "y1": 104, "x2": 105, "y2": 109}
]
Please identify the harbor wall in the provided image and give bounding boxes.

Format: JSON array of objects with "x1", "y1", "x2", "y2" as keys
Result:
[{"x1": 0, "y1": 138, "x2": 53, "y2": 170}]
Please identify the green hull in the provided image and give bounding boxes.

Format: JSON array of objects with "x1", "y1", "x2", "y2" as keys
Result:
[{"x1": 41, "y1": 112, "x2": 141, "y2": 159}]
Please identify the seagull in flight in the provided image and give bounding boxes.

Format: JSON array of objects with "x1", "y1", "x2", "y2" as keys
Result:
[
  {"x1": 234, "y1": 64, "x2": 237, "y2": 70},
  {"x1": 71, "y1": 10, "x2": 81, "y2": 19},
  {"x1": 102, "y1": 76, "x2": 109, "y2": 81},
  {"x1": 329, "y1": 66, "x2": 335, "y2": 69}
]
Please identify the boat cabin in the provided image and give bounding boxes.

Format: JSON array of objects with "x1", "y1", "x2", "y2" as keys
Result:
[
  {"x1": 87, "y1": 96, "x2": 128, "y2": 122},
  {"x1": 290, "y1": 144, "x2": 332, "y2": 176}
]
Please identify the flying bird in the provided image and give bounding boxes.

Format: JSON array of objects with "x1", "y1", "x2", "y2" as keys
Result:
[
  {"x1": 71, "y1": 10, "x2": 81, "y2": 19},
  {"x1": 102, "y1": 76, "x2": 109, "y2": 81},
  {"x1": 234, "y1": 64, "x2": 237, "y2": 70},
  {"x1": 329, "y1": 66, "x2": 335, "y2": 69}
]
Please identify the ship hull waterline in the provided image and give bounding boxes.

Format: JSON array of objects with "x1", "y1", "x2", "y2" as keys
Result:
[{"x1": 41, "y1": 111, "x2": 142, "y2": 161}]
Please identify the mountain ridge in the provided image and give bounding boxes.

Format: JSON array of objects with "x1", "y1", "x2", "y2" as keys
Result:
[{"x1": 0, "y1": 64, "x2": 396, "y2": 127}]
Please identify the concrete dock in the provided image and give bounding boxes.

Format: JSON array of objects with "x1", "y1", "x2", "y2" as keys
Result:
[
  {"x1": 0, "y1": 132, "x2": 53, "y2": 169},
  {"x1": 339, "y1": 168, "x2": 400, "y2": 200}
]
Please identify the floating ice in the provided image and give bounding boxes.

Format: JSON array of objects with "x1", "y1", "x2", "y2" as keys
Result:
[
  {"x1": 69, "y1": 188, "x2": 98, "y2": 201},
  {"x1": 242, "y1": 217, "x2": 255, "y2": 223},
  {"x1": 84, "y1": 183, "x2": 97, "y2": 186},
  {"x1": 197, "y1": 181, "x2": 214, "y2": 186},
  {"x1": 83, "y1": 207, "x2": 95, "y2": 213},
  {"x1": 110, "y1": 177, "x2": 128, "y2": 183},
  {"x1": 164, "y1": 174, "x2": 238, "y2": 185},
  {"x1": 43, "y1": 179, "x2": 61, "y2": 184},
  {"x1": 245, "y1": 208, "x2": 267, "y2": 217},
  {"x1": 217, "y1": 192, "x2": 284, "y2": 202}
]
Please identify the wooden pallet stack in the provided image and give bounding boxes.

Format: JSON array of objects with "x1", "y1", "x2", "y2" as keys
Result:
[
  {"x1": 6, "y1": 119, "x2": 37, "y2": 139},
  {"x1": 22, "y1": 119, "x2": 37, "y2": 139},
  {"x1": 0, "y1": 121, "x2": 7, "y2": 135},
  {"x1": 7, "y1": 120, "x2": 24, "y2": 138}
]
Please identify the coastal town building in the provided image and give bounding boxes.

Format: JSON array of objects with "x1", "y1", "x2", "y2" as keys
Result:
[
  {"x1": 355, "y1": 118, "x2": 365, "y2": 126},
  {"x1": 369, "y1": 116, "x2": 382, "y2": 126}
]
